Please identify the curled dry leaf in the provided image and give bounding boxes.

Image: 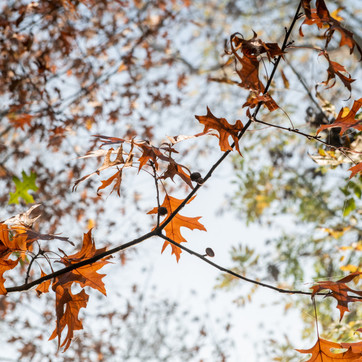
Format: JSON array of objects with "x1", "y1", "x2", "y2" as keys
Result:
[
  {"x1": 300, "y1": 0, "x2": 362, "y2": 59},
  {"x1": 319, "y1": 52, "x2": 355, "y2": 93},
  {"x1": 229, "y1": 32, "x2": 280, "y2": 111},
  {"x1": 160, "y1": 161, "x2": 193, "y2": 188},
  {"x1": 76, "y1": 135, "x2": 194, "y2": 192}
]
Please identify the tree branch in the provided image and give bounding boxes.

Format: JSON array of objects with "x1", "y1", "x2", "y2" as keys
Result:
[
  {"x1": 5, "y1": 0, "x2": 305, "y2": 297},
  {"x1": 156, "y1": 233, "x2": 362, "y2": 300}
]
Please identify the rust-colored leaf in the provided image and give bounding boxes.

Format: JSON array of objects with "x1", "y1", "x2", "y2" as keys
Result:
[
  {"x1": 97, "y1": 170, "x2": 123, "y2": 196},
  {"x1": 300, "y1": 1, "x2": 362, "y2": 59},
  {"x1": 49, "y1": 229, "x2": 109, "y2": 350},
  {"x1": 296, "y1": 337, "x2": 362, "y2": 361},
  {"x1": 160, "y1": 161, "x2": 193, "y2": 188},
  {"x1": 310, "y1": 272, "x2": 362, "y2": 321},
  {"x1": 340, "y1": 341, "x2": 362, "y2": 355},
  {"x1": 320, "y1": 52, "x2": 355, "y2": 92},
  {"x1": 242, "y1": 93, "x2": 279, "y2": 112},
  {"x1": 317, "y1": 98, "x2": 362, "y2": 135},
  {"x1": 232, "y1": 31, "x2": 284, "y2": 60},
  {"x1": 73, "y1": 146, "x2": 127, "y2": 190},
  {"x1": 229, "y1": 32, "x2": 280, "y2": 110},
  {"x1": 0, "y1": 258, "x2": 18, "y2": 295},
  {"x1": 49, "y1": 286, "x2": 89, "y2": 351},
  {"x1": 195, "y1": 107, "x2": 243, "y2": 155},
  {"x1": 137, "y1": 142, "x2": 169, "y2": 171},
  {"x1": 35, "y1": 269, "x2": 51, "y2": 296},
  {"x1": 8, "y1": 113, "x2": 33, "y2": 130},
  {"x1": 147, "y1": 195, "x2": 206, "y2": 261},
  {"x1": 349, "y1": 163, "x2": 362, "y2": 179},
  {"x1": 57, "y1": 229, "x2": 109, "y2": 295},
  {"x1": 0, "y1": 223, "x2": 35, "y2": 294}
]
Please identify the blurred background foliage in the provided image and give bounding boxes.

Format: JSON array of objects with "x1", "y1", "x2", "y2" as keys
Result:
[{"x1": 0, "y1": 0, "x2": 361, "y2": 360}]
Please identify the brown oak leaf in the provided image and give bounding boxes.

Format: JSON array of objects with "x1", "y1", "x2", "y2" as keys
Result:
[
  {"x1": 300, "y1": 0, "x2": 362, "y2": 59},
  {"x1": 35, "y1": 269, "x2": 51, "y2": 296},
  {"x1": 195, "y1": 107, "x2": 244, "y2": 155},
  {"x1": 56, "y1": 229, "x2": 109, "y2": 295},
  {"x1": 310, "y1": 272, "x2": 362, "y2": 321},
  {"x1": 160, "y1": 161, "x2": 193, "y2": 188},
  {"x1": 49, "y1": 286, "x2": 89, "y2": 351},
  {"x1": 349, "y1": 163, "x2": 362, "y2": 179},
  {"x1": 320, "y1": 52, "x2": 355, "y2": 92},
  {"x1": 317, "y1": 98, "x2": 362, "y2": 135}
]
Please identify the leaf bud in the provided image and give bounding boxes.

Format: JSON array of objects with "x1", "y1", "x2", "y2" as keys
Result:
[{"x1": 158, "y1": 207, "x2": 168, "y2": 216}]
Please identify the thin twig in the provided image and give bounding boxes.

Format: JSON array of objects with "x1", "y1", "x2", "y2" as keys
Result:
[
  {"x1": 156, "y1": 233, "x2": 362, "y2": 300},
  {"x1": 6, "y1": 230, "x2": 157, "y2": 293},
  {"x1": 150, "y1": 161, "x2": 161, "y2": 227}
]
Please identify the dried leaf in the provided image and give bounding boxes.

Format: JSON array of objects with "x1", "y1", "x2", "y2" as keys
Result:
[
  {"x1": 49, "y1": 286, "x2": 89, "y2": 351},
  {"x1": 160, "y1": 161, "x2": 193, "y2": 188},
  {"x1": 320, "y1": 52, "x2": 355, "y2": 92},
  {"x1": 349, "y1": 163, "x2": 362, "y2": 178},
  {"x1": 195, "y1": 107, "x2": 244, "y2": 155},
  {"x1": 147, "y1": 195, "x2": 206, "y2": 261},
  {"x1": 317, "y1": 98, "x2": 362, "y2": 135},
  {"x1": 296, "y1": 337, "x2": 362, "y2": 361},
  {"x1": 36, "y1": 269, "x2": 51, "y2": 296},
  {"x1": 300, "y1": 1, "x2": 362, "y2": 59},
  {"x1": 310, "y1": 272, "x2": 362, "y2": 320}
]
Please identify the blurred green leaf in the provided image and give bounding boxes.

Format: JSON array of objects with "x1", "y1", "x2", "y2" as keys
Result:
[{"x1": 8, "y1": 170, "x2": 38, "y2": 204}]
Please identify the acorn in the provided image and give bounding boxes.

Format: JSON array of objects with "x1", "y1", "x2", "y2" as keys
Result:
[
  {"x1": 190, "y1": 172, "x2": 204, "y2": 184},
  {"x1": 158, "y1": 207, "x2": 168, "y2": 216},
  {"x1": 205, "y1": 248, "x2": 215, "y2": 257},
  {"x1": 190, "y1": 172, "x2": 202, "y2": 181}
]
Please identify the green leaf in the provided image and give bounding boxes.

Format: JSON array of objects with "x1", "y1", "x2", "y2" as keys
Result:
[
  {"x1": 342, "y1": 197, "x2": 356, "y2": 217},
  {"x1": 8, "y1": 170, "x2": 38, "y2": 204}
]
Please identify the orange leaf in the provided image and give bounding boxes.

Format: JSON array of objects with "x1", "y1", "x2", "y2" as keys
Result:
[
  {"x1": 340, "y1": 341, "x2": 362, "y2": 355},
  {"x1": 8, "y1": 113, "x2": 33, "y2": 130},
  {"x1": 230, "y1": 32, "x2": 281, "y2": 111},
  {"x1": 97, "y1": 170, "x2": 123, "y2": 196},
  {"x1": 49, "y1": 229, "x2": 109, "y2": 350},
  {"x1": 0, "y1": 258, "x2": 18, "y2": 295},
  {"x1": 349, "y1": 163, "x2": 362, "y2": 179},
  {"x1": 296, "y1": 337, "x2": 362, "y2": 361},
  {"x1": 195, "y1": 107, "x2": 243, "y2": 155},
  {"x1": 236, "y1": 54, "x2": 264, "y2": 93},
  {"x1": 148, "y1": 195, "x2": 206, "y2": 261},
  {"x1": 49, "y1": 285, "x2": 89, "y2": 351},
  {"x1": 73, "y1": 146, "x2": 128, "y2": 191},
  {"x1": 310, "y1": 272, "x2": 362, "y2": 321},
  {"x1": 317, "y1": 98, "x2": 362, "y2": 135},
  {"x1": 57, "y1": 229, "x2": 109, "y2": 295},
  {"x1": 35, "y1": 269, "x2": 51, "y2": 296}
]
